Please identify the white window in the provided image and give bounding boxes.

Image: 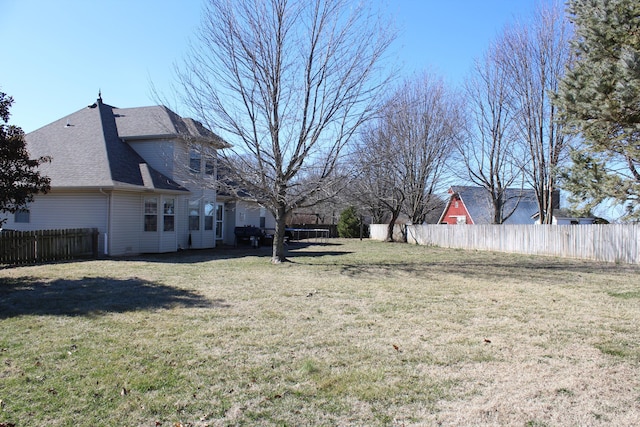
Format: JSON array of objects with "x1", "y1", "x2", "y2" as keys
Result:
[
  {"x1": 204, "y1": 201, "x2": 214, "y2": 231},
  {"x1": 163, "y1": 198, "x2": 175, "y2": 232},
  {"x1": 216, "y1": 203, "x2": 224, "y2": 239},
  {"x1": 144, "y1": 198, "x2": 158, "y2": 232},
  {"x1": 14, "y1": 209, "x2": 30, "y2": 223},
  {"x1": 189, "y1": 149, "x2": 201, "y2": 173},
  {"x1": 189, "y1": 200, "x2": 200, "y2": 231},
  {"x1": 259, "y1": 206, "x2": 266, "y2": 228},
  {"x1": 205, "y1": 159, "x2": 215, "y2": 176}
]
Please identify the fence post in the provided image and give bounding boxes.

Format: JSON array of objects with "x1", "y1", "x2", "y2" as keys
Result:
[{"x1": 92, "y1": 229, "x2": 99, "y2": 258}]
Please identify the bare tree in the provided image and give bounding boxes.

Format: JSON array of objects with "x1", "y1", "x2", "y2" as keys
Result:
[
  {"x1": 496, "y1": 1, "x2": 573, "y2": 223},
  {"x1": 457, "y1": 44, "x2": 528, "y2": 223},
  {"x1": 352, "y1": 73, "x2": 459, "y2": 241},
  {"x1": 352, "y1": 119, "x2": 405, "y2": 241},
  {"x1": 176, "y1": 0, "x2": 395, "y2": 262},
  {"x1": 394, "y1": 74, "x2": 460, "y2": 225}
]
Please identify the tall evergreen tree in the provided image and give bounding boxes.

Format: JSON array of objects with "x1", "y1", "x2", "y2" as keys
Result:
[
  {"x1": 0, "y1": 91, "x2": 51, "y2": 225},
  {"x1": 556, "y1": 0, "x2": 640, "y2": 219}
]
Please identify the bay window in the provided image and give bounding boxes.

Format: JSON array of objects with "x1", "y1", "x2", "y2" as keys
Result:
[
  {"x1": 204, "y1": 201, "x2": 214, "y2": 231},
  {"x1": 189, "y1": 200, "x2": 200, "y2": 231},
  {"x1": 216, "y1": 203, "x2": 224, "y2": 239},
  {"x1": 144, "y1": 197, "x2": 158, "y2": 232},
  {"x1": 163, "y1": 198, "x2": 175, "y2": 232}
]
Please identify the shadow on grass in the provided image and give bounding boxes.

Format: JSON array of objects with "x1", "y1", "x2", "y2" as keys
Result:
[
  {"x1": 0, "y1": 276, "x2": 228, "y2": 318},
  {"x1": 120, "y1": 241, "x2": 349, "y2": 264},
  {"x1": 286, "y1": 242, "x2": 354, "y2": 260},
  {"x1": 338, "y1": 255, "x2": 636, "y2": 282}
]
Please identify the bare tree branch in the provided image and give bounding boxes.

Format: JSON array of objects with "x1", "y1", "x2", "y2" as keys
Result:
[
  {"x1": 175, "y1": 0, "x2": 395, "y2": 262},
  {"x1": 495, "y1": 1, "x2": 573, "y2": 223},
  {"x1": 456, "y1": 40, "x2": 528, "y2": 223}
]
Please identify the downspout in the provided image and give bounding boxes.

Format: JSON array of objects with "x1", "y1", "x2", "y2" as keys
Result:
[{"x1": 99, "y1": 188, "x2": 110, "y2": 255}]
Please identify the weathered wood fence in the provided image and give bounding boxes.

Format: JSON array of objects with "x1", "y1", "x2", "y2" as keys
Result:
[
  {"x1": 0, "y1": 228, "x2": 99, "y2": 265},
  {"x1": 370, "y1": 224, "x2": 640, "y2": 265}
]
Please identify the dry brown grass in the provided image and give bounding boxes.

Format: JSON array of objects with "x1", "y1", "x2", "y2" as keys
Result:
[{"x1": 0, "y1": 239, "x2": 639, "y2": 426}]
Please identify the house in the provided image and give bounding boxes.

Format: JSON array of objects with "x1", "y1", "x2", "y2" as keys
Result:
[
  {"x1": 532, "y1": 209, "x2": 597, "y2": 225},
  {"x1": 1, "y1": 95, "x2": 273, "y2": 255},
  {"x1": 438, "y1": 186, "x2": 559, "y2": 225}
]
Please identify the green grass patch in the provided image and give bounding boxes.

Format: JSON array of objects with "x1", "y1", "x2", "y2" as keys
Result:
[
  {"x1": 595, "y1": 340, "x2": 640, "y2": 361},
  {"x1": 607, "y1": 290, "x2": 640, "y2": 299}
]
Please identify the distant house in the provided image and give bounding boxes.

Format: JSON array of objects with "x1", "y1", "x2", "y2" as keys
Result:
[
  {"x1": 1, "y1": 95, "x2": 274, "y2": 255},
  {"x1": 438, "y1": 186, "x2": 560, "y2": 225},
  {"x1": 532, "y1": 209, "x2": 597, "y2": 225}
]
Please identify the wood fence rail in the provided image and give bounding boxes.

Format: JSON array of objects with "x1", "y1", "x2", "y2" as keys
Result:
[
  {"x1": 0, "y1": 228, "x2": 99, "y2": 266},
  {"x1": 370, "y1": 224, "x2": 640, "y2": 265}
]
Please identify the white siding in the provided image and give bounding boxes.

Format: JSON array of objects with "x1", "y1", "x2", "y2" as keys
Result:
[
  {"x1": 236, "y1": 201, "x2": 262, "y2": 227},
  {"x1": 223, "y1": 202, "x2": 236, "y2": 245},
  {"x1": 170, "y1": 141, "x2": 189, "y2": 186},
  {"x1": 219, "y1": 201, "x2": 276, "y2": 245},
  {"x1": 159, "y1": 195, "x2": 178, "y2": 253},
  {"x1": 263, "y1": 207, "x2": 276, "y2": 230},
  {"x1": 171, "y1": 141, "x2": 218, "y2": 190},
  {"x1": 135, "y1": 194, "x2": 181, "y2": 254},
  {"x1": 175, "y1": 194, "x2": 191, "y2": 248},
  {"x1": 185, "y1": 189, "x2": 217, "y2": 249},
  {"x1": 129, "y1": 138, "x2": 217, "y2": 191},
  {"x1": 128, "y1": 139, "x2": 175, "y2": 178},
  {"x1": 1, "y1": 191, "x2": 108, "y2": 253},
  {"x1": 109, "y1": 192, "x2": 142, "y2": 256}
]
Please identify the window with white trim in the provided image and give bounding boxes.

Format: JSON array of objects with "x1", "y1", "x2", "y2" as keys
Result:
[
  {"x1": 259, "y1": 206, "x2": 266, "y2": 228},
  {"x1": 14, "y1": 209, "x2": 30, "y2": 223},
  {"x1": 144, "y1": 198, "x2": 158, "y2": 232},
  {"x1": 216, "y1": 203, "x2": 224, "y2": 239},
  {"x1": 205, "y1": 159, "x2": 215, "y2": 176},
  {"x1": 189, "y1": 149, "x2": 201, "y2": 173},
  {"x1": 204, "y1": 201, "x2": 214, "y2": 231},
  {"x1": 189, "y1": 200, "x2": 200, "y2": 231},
  {"x1": 163, "y1": 198, "x2": 175, "y2": 232}
]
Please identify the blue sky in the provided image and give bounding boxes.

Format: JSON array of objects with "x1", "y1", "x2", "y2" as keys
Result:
[{"x1": 1, "y1": 0, "x2": 540, "y2": 133}]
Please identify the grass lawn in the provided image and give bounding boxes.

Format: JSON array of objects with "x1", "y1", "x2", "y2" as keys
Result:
[{"x1": 1, "y1": 239, "x2": 639, "y2": 426}]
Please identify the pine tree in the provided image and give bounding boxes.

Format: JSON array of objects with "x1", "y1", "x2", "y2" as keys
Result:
[
  {"x1": 337, "y1": 206, "x2": 361, "y2": 238},
  {"x1": 556, "y1": 0, "x2": 640, "y2": 219},
  {"x1": 0, "y1": 91, "x2": 51, "y2": 225}
]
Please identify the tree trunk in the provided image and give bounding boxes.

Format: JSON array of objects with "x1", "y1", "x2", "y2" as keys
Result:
[
  {"x1": 493, "y1": 195, "x2": 503, "y2": 224},
  {"x1": 385, "y1": 208, "x2": 401, "y2": 242},
  {"x1": 271, "y1": 203, "x2": 288, "y2": 264}
]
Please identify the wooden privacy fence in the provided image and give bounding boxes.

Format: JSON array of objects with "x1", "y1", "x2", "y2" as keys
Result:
[
  {"x1": 370, "y1": 224, "x2": 640, "y2": 264},
  {"x1": 0, "y1": 228, "x2": 99, "y2": 265}
]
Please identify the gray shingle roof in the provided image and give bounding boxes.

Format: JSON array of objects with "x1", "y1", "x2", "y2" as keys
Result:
[
  {"x1": 114, "y1": 105, "x2": 228, "y2": 148},
  {"x1": 449, "y1": 186, "x2": 543, "y2": 225},
  {"x1": 26, "y1": 98, "x2": 189, "y2": 192}
]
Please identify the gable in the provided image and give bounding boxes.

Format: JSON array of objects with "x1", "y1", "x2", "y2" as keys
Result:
[
  {"x1": 444, "y1": 186, "x2": 545, "y2": 225},
  {"x1": 439, "y1": 193, "x2": 473, "y2": 224}
]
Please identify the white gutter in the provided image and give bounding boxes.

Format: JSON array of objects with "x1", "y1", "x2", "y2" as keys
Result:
[{"x1": 99, "y1": 188, "x2": 110, "y2": 255}]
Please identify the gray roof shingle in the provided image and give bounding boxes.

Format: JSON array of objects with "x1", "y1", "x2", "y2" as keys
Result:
[
  {"x1": 114, "y1": 105, "x2": 227, "y2": 147},
  {"x1": 449, "y1": 186, "x2": 545, "y2": 225},
  {"x1": 26, "y1": 98, "x2": 191, "y2": 192}
]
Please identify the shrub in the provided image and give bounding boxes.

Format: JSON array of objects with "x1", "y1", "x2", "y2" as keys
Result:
[{"x1": 337, "y1": 206, "x2": 363, "y2": 238}]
